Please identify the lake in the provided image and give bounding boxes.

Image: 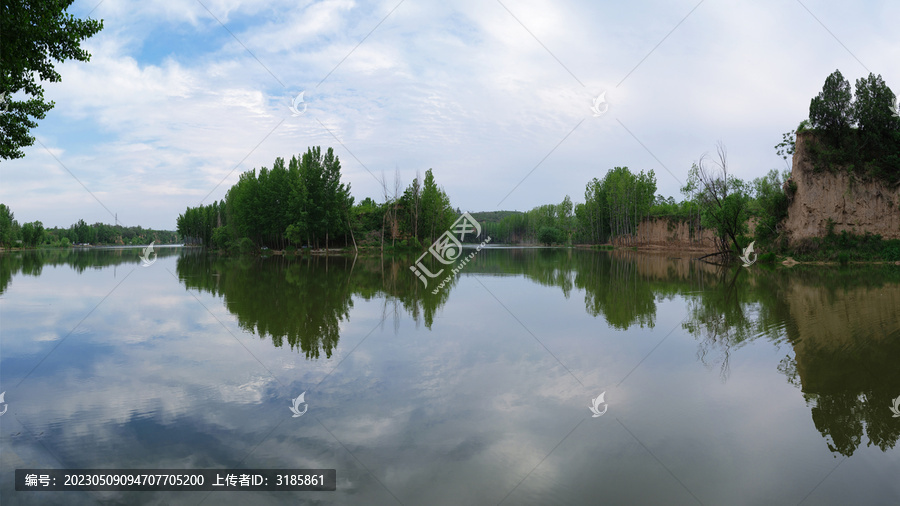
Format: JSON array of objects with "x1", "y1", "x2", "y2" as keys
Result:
[{"x1": 1, "y1": 246, "x2": 899, "y2": 505}]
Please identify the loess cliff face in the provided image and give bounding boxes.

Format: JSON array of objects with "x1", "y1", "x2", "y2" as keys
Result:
[
  {"x1": 623, "y1": 218, "x2": 718, "y2": 251},
  {"x1": 784, "y1": 132, "x2": 900, "y2": 243}
]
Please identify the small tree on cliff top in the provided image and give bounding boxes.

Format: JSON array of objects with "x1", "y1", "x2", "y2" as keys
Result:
[
  {"x1": 809, "y1": 70, "x2": 854, "y2": 146},
  {"x1": 853, "y1": 73, "x2": 898, "y2": 142}
]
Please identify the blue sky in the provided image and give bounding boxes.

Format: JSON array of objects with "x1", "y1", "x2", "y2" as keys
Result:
[{"x1": 2, "y1": 0, "x2": 898, "y2": 230}]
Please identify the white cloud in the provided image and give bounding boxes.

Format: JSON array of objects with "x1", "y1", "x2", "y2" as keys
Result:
[{"x1": 2, "y1": 0, "x2": 896, "y2": 228}]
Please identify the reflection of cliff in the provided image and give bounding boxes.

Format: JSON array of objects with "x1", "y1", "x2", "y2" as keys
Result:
[
  {"x1": 778, "y1": 270, "x2": 900, "y2": 456},
  {"x1": 784, "y1": 132, "x2": 900, "y2": 242},
  {"x1": 465, "y1": 249, "x2": 724, "y2": 330},
  {"x1": 670, "y1": 263, "x2": 900, "y2": 456}
]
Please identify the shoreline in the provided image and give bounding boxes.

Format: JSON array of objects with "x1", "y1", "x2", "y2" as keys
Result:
[{"x1": 5, "y1": 244, "x2": 900, "y2": 266}]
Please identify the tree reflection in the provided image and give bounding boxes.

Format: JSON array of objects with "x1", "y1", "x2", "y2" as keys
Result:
[
  {"x1": 680, "y1": 263, "x2": 900, "y2": 456},
  {"x1": 7, "y1": 247, "x2": 899, "y2": 457},
  {"x1": 174, "y1": 252, "x2": 455, "y2": 358},
  {"x1": 0, "y1": 247, "x2": 180, "y2": 294}
]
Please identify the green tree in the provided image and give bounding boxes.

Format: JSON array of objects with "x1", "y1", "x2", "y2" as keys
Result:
[
  {"x1": 750, "y1": 169, "x2": 790, "y2": 244},
  {"x1": 538, "y1": 226, "x2": 564, "y2": 246},
  {"x1": 852, "y1": 73, "x2": 899, "y2": 177},
  {"x1": 557, "y1": 195, "x2": 573, "y2": 243},
  {"x1": 420, "y1": 169, "x2": 453, "y2": 244},
  {"x1": 0, "y1": 204, "x2": 19, "y2": 247},
  {"x1": 692, "y1": 144, "x2": 752, "y2": 257},
  {"x1": 809, "y1": 70, "x2": 854, "y2": 147},
  {"x1": 21, "y1": 221, "x2": 34, "y2": 247},
  {"x1": 32, "y1": 220, "x2": 45, "y2": 246},
  {"x1": 20, "y1": 220, "x2": 45, "y2": 247},
  {"x1": 853, "y1": 73, "x2": 897, "y2": 137},
  {"x1": 73, "y1": 218, "x2": 93, "y2": 244},
  {"x1": 1, "y1": 0, "x2": 104, "y2": 159}
]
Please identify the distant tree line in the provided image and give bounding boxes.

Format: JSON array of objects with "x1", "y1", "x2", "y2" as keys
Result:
[
  {"x1": 176, "y1": 69, "x2": 895, "y2": 257},
  {"x1": 176, "y1": 146, "x2": 459, "y2": 252},
  {"x1": 480, "y1": 196, "x2": 573, "y2": 245},
  {"x1": 481, "y1": 168, "x2": 657, "y2": 246},
  {"x1": 488, "y1": 69, "x2": 896, "y2": 260},
  {"x1": 0, "y1": 203, "x2": 177, "y2": 248}
]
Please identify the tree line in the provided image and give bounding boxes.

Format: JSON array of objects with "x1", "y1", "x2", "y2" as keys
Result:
[
  {"x1": 487, "y1": 68, "x2": 896, "y2": 260},
  {"x1": 481, "y1": 167, "x2": 658, "y2": 247},
  {"x1": 176, "y1": 146, "x2": 459, "y2": 252},
  {"x1": 0, "y1": 204, "x2": 177, "y2": 248}
]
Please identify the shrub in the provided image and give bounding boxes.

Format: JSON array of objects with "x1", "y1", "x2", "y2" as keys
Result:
[
  {"x1": 235, "y1": 237, "x2": 256, "y2": 254},
  {"x1": 537, "y1": 226, "x2": 565, "y2": 246},
  {"x1": 211, "y1": 226, "x2": 231, "y2": 250}
]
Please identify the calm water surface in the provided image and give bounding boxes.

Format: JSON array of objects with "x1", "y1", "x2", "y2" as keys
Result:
[{"x1": 1, "y1": 247, "x2": 899, "y2": 505}]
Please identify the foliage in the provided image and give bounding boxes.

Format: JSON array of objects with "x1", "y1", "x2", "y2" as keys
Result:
[
  {"x1": 537, "y1": 226, "x2": 565, "y2": 246},
  {"x1": 484, "y1": 195, "x2": 577, "y2": 244},
  {"x1": 235, "y1": 237, "x2": 256, "y2": 254},
  {"x1": 775, "y1": 129, "x2": 796, "y2": 171},
  {"x1": 804, "y1": 70, "x2": 900, "y2": 184},
  {"x1": 808, "y1": 69, "x2": 854, "y2": 147},
  {"x1": 20, "y1": 220, "x2": 44, "y2": 247},
  {"x1": 397, "y1": 169, "x2": 455, "y2": 244},
  {"x1": 177, "y1": 150, "x2": 462, "y2": 254},
  {"x1": 178, "y1": 147, "x2": 355, "y2": 250},
  {"x1": 468, "y1": 210, "x2": 522, "y2": 223},
  {"x1": 0, "y1": 204, "x2": 19, "y2": 247},
  {"x1": 750, "y1": 169, "x2": 791, "y2": 245},
  {"x1": 790, "y1": 231, "x2": 900, "y2": 262},
  {"x1": 1, "y1": 0, "x2": 104, "y2": 159},
  {"x1": 689, "y1": 144, "x2": 753, "y2": 254},
  {"x1": 211, "y1": 225, "x2": 231, "y2": 250},
  {"x1": 0, "y1": 203, "x2": 175, "y2": 247},
  {"x1": 575, "y1": 167, "x2": 657, "y2": 245}
]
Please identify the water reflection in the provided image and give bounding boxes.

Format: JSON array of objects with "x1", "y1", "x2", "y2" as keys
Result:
[
  {"x1": 3, "y1": 247, "x2": 899, "y2": 468},
  {"x1": 674, "y1": 261, "x2": 900, "y2": 456},
  {"x1": 173, "y1": 248, "x2": 900, "y2": 457},
  {"x1": 767, "y1": 266, "x2": 900, "y2": 456},
  {"x1": 174, "y1": 251, "x2": 454, "y2": 358},
  {"x1": 0, "y1": 246, "x2": 181, "y2": 295}
]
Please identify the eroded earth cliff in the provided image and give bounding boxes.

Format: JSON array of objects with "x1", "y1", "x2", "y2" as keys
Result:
[{"x1": 784, "y1": 132, "x2": 900, "y2": 243}]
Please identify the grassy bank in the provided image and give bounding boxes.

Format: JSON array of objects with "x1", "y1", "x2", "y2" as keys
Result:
[{"x1": 786, "y1": 231, "x2": 900, "y2": 264}]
